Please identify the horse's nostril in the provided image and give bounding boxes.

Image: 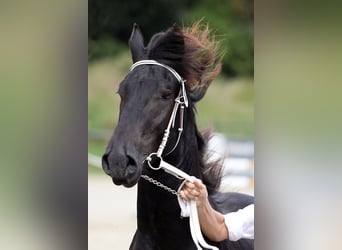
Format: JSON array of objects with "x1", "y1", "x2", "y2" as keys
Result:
[
  {"x1": 127, "y1": 155, "x2": 137, "y2": 167},
  {"x1": 126, "y1": 155, "x2": 138, "y2": 180},
  {"x1": 102, "y1": 154, "x2": 112, "y2": 176}
]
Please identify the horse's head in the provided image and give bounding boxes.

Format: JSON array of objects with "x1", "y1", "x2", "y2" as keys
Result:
[{"x1": 102, "y1": 22, "x2": 222, "y2": 187}]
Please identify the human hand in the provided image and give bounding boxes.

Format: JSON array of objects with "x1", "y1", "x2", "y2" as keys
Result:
[{"x1": 179, "y1": 178, "x2": 208, "y2": 207}]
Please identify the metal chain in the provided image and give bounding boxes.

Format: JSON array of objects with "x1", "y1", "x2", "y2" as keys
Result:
[{"x1": 141, "y1": 175, "x2": 179, "y2": 196}]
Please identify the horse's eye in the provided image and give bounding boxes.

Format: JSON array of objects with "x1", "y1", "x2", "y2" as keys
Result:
[{"x1": 161, "y1": 91, "x2": 172, "y2": 100}]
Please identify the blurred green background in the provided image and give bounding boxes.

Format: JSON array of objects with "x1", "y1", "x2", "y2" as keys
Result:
[{"x1": 88, "y1": 0, "x2": 254, "y2": 173}]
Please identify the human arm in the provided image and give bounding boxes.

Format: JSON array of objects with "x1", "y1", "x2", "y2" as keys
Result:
[
  {"x1": 179, "y1": 179, "x2": 229, "y2": 241},
  {"x1": 180, "y1": 179, "x2": 254, "y2": 241}
]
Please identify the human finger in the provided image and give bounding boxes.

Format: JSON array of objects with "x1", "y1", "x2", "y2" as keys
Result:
[
  {"x1": 179, "y1": 190, "x2": 188, "y2": 200},
  {"x1": 180, "y1": 189, "x2": 192, "y2": 200},
  {"x1": 181, "y1": 188, "x2": 198, "y2": 201},
  {"x1": 190, "y1": 188, "x2": 200, "y2": 196},
  {"x1": 184, "y1": 181, "x2": 195, "y2": 189},
  {"x1": 193, "y1": 179, "x2": 205, "y2": 190}
]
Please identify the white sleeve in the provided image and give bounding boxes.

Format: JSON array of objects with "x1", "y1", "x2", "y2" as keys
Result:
[{"x1": 223, "y1": 204, "x2": 254, "y2": 241}]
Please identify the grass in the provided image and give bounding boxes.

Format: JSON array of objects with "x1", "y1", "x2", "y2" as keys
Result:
[
  {"x1": 88, "y1": 52, "x2": 131, "y2": 129},
  {"x1": 196, "y1": 77, "x2": 254, "y2": 137}
]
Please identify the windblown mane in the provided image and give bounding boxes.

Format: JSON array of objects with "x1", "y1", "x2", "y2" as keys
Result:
[
  {"x1": 147, "y1": 21, "x2": 223, "y2": 100},
  {"x1": 146, "y1": 21, "x2": 224, "y2": 194}
]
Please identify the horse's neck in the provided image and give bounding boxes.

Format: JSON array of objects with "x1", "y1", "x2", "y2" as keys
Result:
[{"x1": 136, "y1": 180, "x2": 186, "y2": 243}]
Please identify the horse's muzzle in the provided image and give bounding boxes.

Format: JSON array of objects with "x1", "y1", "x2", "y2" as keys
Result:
[{"x1": 102, "y1": 152, "x2": 140, "y2": 187}]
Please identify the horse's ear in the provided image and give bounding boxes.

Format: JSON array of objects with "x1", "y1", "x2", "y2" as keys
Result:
[{"x1": 129, "y1": 23, "x2": 145, "y2": 62}]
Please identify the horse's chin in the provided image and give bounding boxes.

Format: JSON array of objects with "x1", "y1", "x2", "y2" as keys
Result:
[
  {"x1": 112, "y1": 177, "x2": 138, "y2": 188},
  {"x1": 123, "y1": 182, "x2": 137, "y2": 188}
]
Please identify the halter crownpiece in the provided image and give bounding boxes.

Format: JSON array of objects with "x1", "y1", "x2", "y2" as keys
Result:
[{"x1": 130, "y1": 60, "x2": 189, "y2": 107}]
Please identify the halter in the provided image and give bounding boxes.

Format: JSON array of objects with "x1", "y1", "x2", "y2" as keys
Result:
[
  {"x1": 130, "y1": 60, "x2": 218, "y2": 250},
  {"x1": 130, "y1": 60, "x2": 188, "y2": 107},
  {"x1": 130, "y1": 60, "x2": 188, "y2": 156}
]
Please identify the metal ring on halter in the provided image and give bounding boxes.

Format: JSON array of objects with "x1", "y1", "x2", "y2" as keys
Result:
[{"x1": 146, "y1": 153, "x2": 162, "y2": 170}]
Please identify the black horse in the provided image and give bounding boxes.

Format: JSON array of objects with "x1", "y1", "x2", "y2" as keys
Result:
[{"x1": 102, "y1": 22, "x2": 254, "y2": 250}]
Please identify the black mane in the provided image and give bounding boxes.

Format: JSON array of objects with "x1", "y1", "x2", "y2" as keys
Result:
[{"x1": 144, "y1": 26, "x2": 223, "y2": 194}]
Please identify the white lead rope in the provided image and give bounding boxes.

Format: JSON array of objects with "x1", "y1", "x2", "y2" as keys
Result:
[
  {"x1": 163, "y1": 161, "x2": 218, "y2": 250},
  {"x1": 149, "y1": 157, "x2": 218, "y2": 250}
]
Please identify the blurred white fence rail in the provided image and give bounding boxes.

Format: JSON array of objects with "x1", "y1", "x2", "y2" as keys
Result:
[{"x1": 88, "y1": 153, "x2": 102, "y2": 168}]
